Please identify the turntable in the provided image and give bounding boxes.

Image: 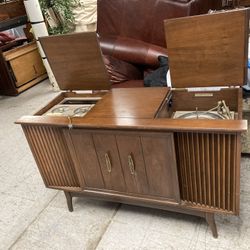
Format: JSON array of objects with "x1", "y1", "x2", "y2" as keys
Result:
[
  {"x1": 172, "y1": 100, "x2": 234, "y2": 120},
  {"x1": 172, "y1": 111, "x2": 233, "y2": 119}
]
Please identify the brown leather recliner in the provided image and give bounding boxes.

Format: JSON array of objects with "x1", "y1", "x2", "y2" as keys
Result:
[{"x1": 97, "y1": 0, "x2": 219, "y2": 87}]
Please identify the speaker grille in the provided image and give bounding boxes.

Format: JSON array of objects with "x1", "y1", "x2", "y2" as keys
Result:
[
  {"x1": 23, "y1": 125, "x2": 80, "y2": 189},
  {"x1": 175, "y1": 132, "x2": 238, "y2": 213}
]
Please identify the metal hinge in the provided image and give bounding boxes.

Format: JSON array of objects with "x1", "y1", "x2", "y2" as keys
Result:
[{"x1": 67, "y1": 116, "x2": 73, "y2": 129}]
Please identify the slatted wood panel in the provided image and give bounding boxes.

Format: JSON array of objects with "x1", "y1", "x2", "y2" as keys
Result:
[
  {"x1": 22, "y1": 125, "x2": 80, "y2": 189},
  {"x1": 175, "y1": 132, "x2": 238, "y2": 213}
]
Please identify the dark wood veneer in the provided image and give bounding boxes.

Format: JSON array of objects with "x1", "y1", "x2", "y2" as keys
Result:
[
  {"x1": 164, "y1": 9, "x2": 248, "y2": 88},
  {"x1": 39, "y1": 32, "x2": 110, "y2": 91}
]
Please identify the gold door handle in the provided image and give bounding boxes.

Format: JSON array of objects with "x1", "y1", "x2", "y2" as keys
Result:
[
  {"x1": 105, "y1": 153, "x2": 112, "y2": 173},
  {"x1": 128, "y1": 154, "x2": 135, "y2": 175}
]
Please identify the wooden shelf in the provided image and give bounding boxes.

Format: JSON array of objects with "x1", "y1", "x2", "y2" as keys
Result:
[
  {"x1": 240, "y1": 0, "x2": 250, "y2": 6},
  {"x1": 0, "y1": 15, "x2": 28, "y2": 32}
]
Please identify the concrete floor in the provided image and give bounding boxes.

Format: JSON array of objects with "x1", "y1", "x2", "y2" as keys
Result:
[{"x1": 1, "y1": 80, "x2": 250, "y2": 250}]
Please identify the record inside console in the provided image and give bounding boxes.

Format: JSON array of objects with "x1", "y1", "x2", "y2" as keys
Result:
[{"x1": 172, "y1": 111, "x2": 234, "y2": 120}]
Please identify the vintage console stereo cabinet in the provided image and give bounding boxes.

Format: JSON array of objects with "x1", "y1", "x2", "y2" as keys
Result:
[{"x1": 17, "y1": 9, "x2": 248, "y2": 238}]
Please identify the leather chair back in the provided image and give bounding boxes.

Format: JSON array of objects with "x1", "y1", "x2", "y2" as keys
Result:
[{"x1": 97, "y1": 0, "x2": 216, "y2": 48}]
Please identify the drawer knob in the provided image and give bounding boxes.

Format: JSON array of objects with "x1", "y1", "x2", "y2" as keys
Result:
[
  {"x1": 128, "y1": 154, "x2": 135, "y2": 175},
  {"x1": 105, "y1": 153, "x2": 112, "y2": 173}
]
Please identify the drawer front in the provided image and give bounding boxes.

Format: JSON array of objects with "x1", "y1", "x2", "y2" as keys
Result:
[
  {"x1": 93, "y1": 133, "x2": 126, "y2": 192},
  {"x1": 9, "y1": 48, "x2": 46, "y2": 87},
  {"x1": 116, "y1": 135, "x2": 149, "y2": 194}
]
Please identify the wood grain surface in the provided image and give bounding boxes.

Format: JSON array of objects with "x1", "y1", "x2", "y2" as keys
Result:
[
  {"x1": 9, "y1": 47, "x2": 46, "y2": 87},
  {"x1": 16, "y1": 86, "x2": 247, "y2": 133},
  {"x1": 175, "y1": 132, "x2": 239, "y2": 213},
  {"x1": 165, "y1": 9, "x2": 248, "y2": 88},
  {"x1": 141, "y1": 133, "x2": 180, "y2": 201},
  {"x1": 39, "y1": 32, "x2": 110, "y2": 91},
  {"x1": 16, "y1": 115, "x2": 247, "y2": 132},
  {"x1": 116, "y1": 134, "x2": 149, "y2": 194},
  {"x1": 88, "y1": 87, "x2": 169, "y2": 119},
  {"x1": 68, "y1": 130, "x2": 105, "y2": 189},
  {"x1": 93, "y1": 133, "x2": 127, "y2": 192},
  {"x1": 22, "y1": 125, "x2": 81, "y2": 190}
]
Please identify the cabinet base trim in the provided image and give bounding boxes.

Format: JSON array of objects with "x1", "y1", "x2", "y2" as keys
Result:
[
  {"x1": 64, "y1": 190, "x2": 218, "y2": 238},
  {"x1": 16, "y1": 74, "x2": 47, "y2": 93}
]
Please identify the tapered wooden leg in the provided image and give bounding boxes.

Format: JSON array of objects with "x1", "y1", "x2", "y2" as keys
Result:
[
  {"x1": 205, "y1": 213, "x2": 218, "y2": 238},
  {"x1": 64, "y1": 191, "x2": 73, "y2": 212}
]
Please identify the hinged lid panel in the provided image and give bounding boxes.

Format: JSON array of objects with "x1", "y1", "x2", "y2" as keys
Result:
[
  {"x1": 164, "y1": 9, "x2": 248, "y2": 88},
  {"x1": 39, "y1": 32, "x2": 110, "y2": 91}
]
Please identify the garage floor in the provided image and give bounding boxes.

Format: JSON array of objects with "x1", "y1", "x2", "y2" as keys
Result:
[{"x1": 1, "y1": 80, "x2": 250, "y2": 250}]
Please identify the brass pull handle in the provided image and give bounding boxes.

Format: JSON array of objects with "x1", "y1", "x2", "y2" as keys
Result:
[
  {"x1": 105, "y1": 153, "x2": 112, "y2": 173},
  {"x1": 128, "y1": 154, "x2": 135, "y2": 175}
]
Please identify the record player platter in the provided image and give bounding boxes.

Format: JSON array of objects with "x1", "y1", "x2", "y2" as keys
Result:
[{"x1": 172, "y1": 111, "x2": 234, "y2": 120}]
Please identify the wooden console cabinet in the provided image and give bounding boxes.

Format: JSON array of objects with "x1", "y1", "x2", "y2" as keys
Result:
[{"x1": 17, "y1": 9, "x2": 248, "y2": 238}]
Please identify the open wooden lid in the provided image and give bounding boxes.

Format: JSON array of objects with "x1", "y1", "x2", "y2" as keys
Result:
[
  {"x1": 164, "y1": 9, "x2": 248, "y2": 88},
  {"x1": 39, "y1": 32, "x2": 110, "y2": 91}
]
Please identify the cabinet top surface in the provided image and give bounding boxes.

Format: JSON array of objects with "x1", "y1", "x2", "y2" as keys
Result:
[
  {"x1": 3, "y1": 41, "x2": 37, "y2": 60},
  {"x1": 86, "y1": 88, "x2": 169, "y2": 119},
  {"x1": 16, "y1": 88, "x2": 247, "y2": 132}
]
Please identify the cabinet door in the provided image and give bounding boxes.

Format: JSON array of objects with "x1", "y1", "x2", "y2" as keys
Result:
[
  {"x1": 141, "y1": 133, "x2": 180, "y2": 202},
  {"x1": 69, "y1": 130, "x2": 104, "y2": 189},
  {"x1": 116, "y1": 135, "x2": 148, "y2": 194},
  {"x1": 93, "y1": 133, "x2": 126, "y2": 192}
]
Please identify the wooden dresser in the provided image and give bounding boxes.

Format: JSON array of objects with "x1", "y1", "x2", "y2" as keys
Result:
[
  {"x1": 0, "y1": 42, "x2": 47, "y2": 95},
  {"x1": 17, "y1": 9, "x2": 248, "y2": 238}
]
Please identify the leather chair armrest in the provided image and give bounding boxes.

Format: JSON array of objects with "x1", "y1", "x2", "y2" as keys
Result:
[{"x1": 99, "y1": 35, "x2": 167, "y2": 68}]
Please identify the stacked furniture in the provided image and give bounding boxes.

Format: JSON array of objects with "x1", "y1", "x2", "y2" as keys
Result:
[{"x1": 0, "y1": 0, "x2": 47, "y2": 96}]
